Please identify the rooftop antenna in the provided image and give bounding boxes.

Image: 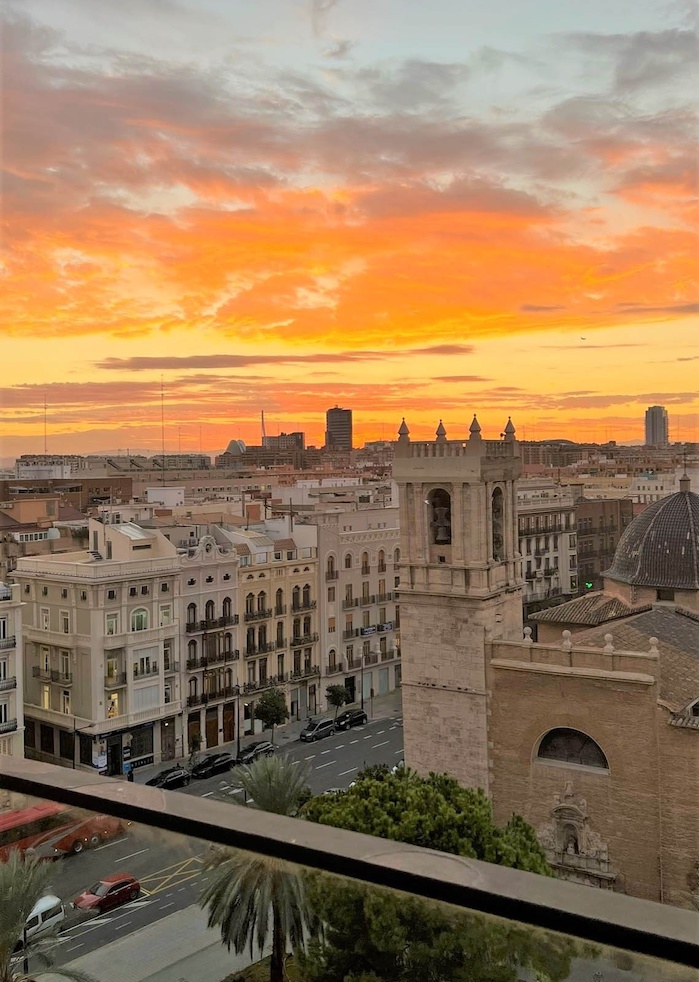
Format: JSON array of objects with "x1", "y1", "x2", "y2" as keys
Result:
[{"x1": 261, "y1": 410, "x2": 267, "y2": 446}]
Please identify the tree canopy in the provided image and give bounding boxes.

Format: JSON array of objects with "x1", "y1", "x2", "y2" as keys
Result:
[
  {"x1": 253, "y1": 687, "x2": 290, "y2": 742},
  {"x1": 326, "y1": 685, "x2": 352, "y2": 718},
  {"x1": 302, "y1": 765, "x2": 550, "y2": 875}
]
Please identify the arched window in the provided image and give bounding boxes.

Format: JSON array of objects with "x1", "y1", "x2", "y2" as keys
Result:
[
  {"x1": 257, "y1": 591, "x2": 267, "y2": 613},
  {"x1": 246, "y1": 627, "x2": 256, "y2": 653},
  {"x1": 275, "y1": 588, "x2": 284, "y2": 614},
  {"x1": 491, "y1": 486, "x2": 504, "y2": 561},
  {"x1": 378, "y1": 549, "x2": 386, "y2": 572},
  {"x1": 292, "y1": 585, "x2": 301, "y2": 610},
  {"x1": 245, "y1": 593, "x2": 255, "y2": 615},
  {"x1": 223, "y1": 632, "x2": 232, "y2": 654},
  {"x1": 222, "y1": 597, "x2": 232, "y2": 619},
  {"x1": 428, "y1": 488, "x2": 452, "y2": 545},
  {"x1": 276, "y1": 621, "x2": 284, "y2": 645},
  {"x1": 327, "y1": 556, "x2": 335, "y2": 575},
  {"x1": 344, "y1": 552, "x2": 353, "y2": 569},
  {"x1": 292, "y1": 617, "x2": 301, "y2": 641},
  {"x1": 130, "y1": 608, "x2": 148, "y2": 632},
  {"x1": 224, "y1": 667, "x2": 233, "y2": 689},
  {"x1": 188, "y1": 677, "x2": 198, "y2": 698},
  {"x1": 361, "y1": 551, "x2": 369, "y2": 574},
  {"x1": 394, "y1": 547, "x2": 400, "y2": 564},
  {"x1": 186, "y1": 602, "x2": 197, "y2": 626},
  {"x1": 258, "y1": 624, "x2": 267, "y2": 648},
  {"x1": 205, "y1": 599, "x2": 215, "y2": 622},
  {"x1": 302, "y1": 583, "x2": 311, "y2": 607},
  {"x1": 328, "y1": 647, "x2": 337, "y2": 670},
  {"x1": 187, "y1": 639, "x2": 197, "y2": 664},
  {"x1": 537, "y1": 728, "x2": 608, "y2": 769},
  {"x1": 303, "y1": 615, "x2": 311, "y2": 636}
]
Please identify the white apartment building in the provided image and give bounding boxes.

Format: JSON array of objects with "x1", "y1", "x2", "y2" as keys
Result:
[
  {"x1": 214, "y1": 520, "x2": 321, "y2": 724},
  {"x1": 517, "y1": 481, "x2": 578, "y2": 611},
  {"x1": 314, "y1": 508, "x2": 401, "y2": 711},
  {"x1": 0, "y1": 582, "x2": 24, "y2": 757}
]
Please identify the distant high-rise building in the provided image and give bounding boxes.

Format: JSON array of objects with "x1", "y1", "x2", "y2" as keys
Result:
[
  {"x1": 645, "y1": 406, "x2": 669, "y2": 447},
  {"x1": 325, "y1": 407, "x2": 353, "y2": 450}
]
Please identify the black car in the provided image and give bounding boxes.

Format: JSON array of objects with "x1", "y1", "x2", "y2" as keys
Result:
[
  {"x1": 145, "y1": 765, "x2": 190, "y2": 790},
  {"x1": 191, "y1": 752, "x2": 235, "y2": 779},
  {"x1": 334, "y1": 708, "x2": 368, "y2": 731},
  {"x1": 235, "y1": 741, "x2": 275, "y2": 765},
  {"x1": 300, "y1": 718, "x2": 335, "y2": 742}
]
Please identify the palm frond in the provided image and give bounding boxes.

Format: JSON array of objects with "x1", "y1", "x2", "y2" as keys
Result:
[{"x1": 230, "y1": 756, "x2": 311, "y2": 816}]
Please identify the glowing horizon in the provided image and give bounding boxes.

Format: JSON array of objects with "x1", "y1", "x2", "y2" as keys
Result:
[{"x1": 2, "y1": 0, "x2": 697, "y2": 458}]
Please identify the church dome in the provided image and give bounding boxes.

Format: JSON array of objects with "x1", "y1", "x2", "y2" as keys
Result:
[{"x1": 604, "y1": 484, "x2": 699, "y2": 590}]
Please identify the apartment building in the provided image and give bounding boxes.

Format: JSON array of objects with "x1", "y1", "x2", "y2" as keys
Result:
[
  {"x1": 214, "y1": 521, "x2": 321, "y2": 723},
  {"x1": 517, "y1": 481, "x2": 578, "y2": 620},
  {"x1": 0, "y1": 582, "x2": 24, "y2": 757},
  {"x1": 575, "y1": 497, "x2": 635, "y2": 593},
  {"x1": 314, "y1": 508, "x2": 401, "y2": 710}
]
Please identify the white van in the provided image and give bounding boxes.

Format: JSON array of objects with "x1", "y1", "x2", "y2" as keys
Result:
[{"x1": 17, "y1": 895, "x2": 65, "y2": 949}]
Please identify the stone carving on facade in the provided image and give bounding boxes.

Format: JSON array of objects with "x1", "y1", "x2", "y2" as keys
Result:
[{"x1": 537, "y1": 782, "x2": 617, "y2": 890}]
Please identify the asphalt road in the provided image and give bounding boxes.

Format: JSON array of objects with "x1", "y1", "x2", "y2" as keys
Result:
[{"x1": 35, "y1": 715, "x2": 403, "y2": 969}]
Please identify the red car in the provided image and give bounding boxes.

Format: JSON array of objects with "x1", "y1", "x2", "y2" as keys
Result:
[{"x1": 72, "y1": 873, "x2": 140, "y2": 912}]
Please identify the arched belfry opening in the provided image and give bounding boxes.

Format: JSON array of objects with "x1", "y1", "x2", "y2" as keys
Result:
[
  {"x1": 491, "y1": 486, "x2": 504, "y2": 561},
  {"x1": 428, "y1": 488, "x2": 452, "y2": 545}
]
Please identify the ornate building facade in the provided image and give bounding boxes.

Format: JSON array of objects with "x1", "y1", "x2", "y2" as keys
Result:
[{"x1": 395, "y1": 420, "x2": 699, "y2": 907}]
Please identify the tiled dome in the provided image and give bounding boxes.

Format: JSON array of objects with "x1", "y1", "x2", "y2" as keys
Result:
[{"x1": 604, "y1": 485, "x2": 699, "y2": 590}]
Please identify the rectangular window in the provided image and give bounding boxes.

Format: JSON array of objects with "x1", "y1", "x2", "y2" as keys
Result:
[
  {"x1": 41, "y1": 684, "x2": 50, "y2": 710},
  {"x1": 61, "y1": 690, "x2": 71, "y2": 715},
  {"x1": 60, "y1": 611, "x2": 70, "y2": 634},
  {"x1": 570, "y1": 555, "x2": 578, "y2": 569},
  {"x1": 40, "y1": 723, "x2": 54, "y2": 754},
  {"x1": 247, "y1": 661, "x2": 255, "y2": 684},
  {"x1": 0, "y1": 618, "x2": 6, "y2": 641},
  {"x1": 107, "y1": 589, "x2": 117, "y2": 601},
  {"x1": 345, "y1": 585, "x2": 353, "y2": 602},
  {"x1": 160, "y1": 605, "x2": 172, "y2": 627},
  {"x1": 363, "y1": 611, "x2": 370, "y2": 628},
  {"x1": 164, "y1": 682, "x2": 172, "y2": 704},
  {"x1": 161, "y1": 582, "x2": 169, "y2": 592},
  {"x1": 328, "y1": 616, "x2": 336, "y2": 634},
  {"x1": 327, "y1": 587, "x2": 335, "y2": 602},
  {"x1": 59, "y1": 730, "x2": 74, "y2": 760},
  {"x1": 259, "y1": 658, "x2": 268, "y2": 682},
  {"x1": 0, "y1": 659, "x2": 7, "y2": 681},
  {"x1": 106, "y1": 613, "x2": 119, "y2": 636},
  {"x1": 40, "y1": 646, "x2": 49, "y2": 672},
  {"x1": 40, "y1": 608, "x2": 50, "y2": 631},
  {"x1": 60, "y1": 651, "x2": 70, "y2": 677},
  {"x1": 0, "y1": 701, "x2": 7, "y2": 725}
]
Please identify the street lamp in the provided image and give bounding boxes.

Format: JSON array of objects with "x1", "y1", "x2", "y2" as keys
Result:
[
  {"x1": 235, "y1": 685, "x2": 241, "y2": 758},
  {"x1": 359, "y1": 653, "x2": 364, "y2": 711}
]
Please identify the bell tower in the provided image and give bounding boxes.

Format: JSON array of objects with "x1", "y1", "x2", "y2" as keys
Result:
[{"x1": 393, "y1": 415, "x2": 523, "y2": 792}]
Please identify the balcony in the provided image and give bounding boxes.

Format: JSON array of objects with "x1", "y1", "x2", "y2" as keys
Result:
[
  {"x1": 290, "y1": 632, "x2": 319, "y2": 646},
  {"x1": 257, "y1": 641, "x2": 276, "y2": 654},
  {"x1": 1, "y1": 756, "x2": 697, "y2": 982},
  {"x1": 376, "y1": 592, "x2": 393, "y2": 603},
  {"x1": 243, "y1": 672, "x2": 289, "y2": 694},
  {"x1": 347, "y1": 657, "x2": 361, "y2": 670},
  {"x1": 342, "y1": 598, "x2": 358, "y2": 610},
  {"x1": 325, "y1": 569, "x2": 339, "y2": 581},
  {"x1": 0, "y1": 719, "x2": 17, "y2": 734},
  {"x1": 218, "y1": 614, "x2": 239, "y2": 626},
  {"x1": 186, "y1": 686, "x2": 239, "y2": 708},
  {"x1": 364, "y1": 652, "x2": 379, "y2": 665},
  {"x1": 342, "y1": 628, "x2": 359, "y2": 640},
  {"x1": 133, "y1": 663, "x2": 159, "y2": 680},
  {"x1": 244, "y1": 608, "x2": 273, "y2": 622},
  {"x1": 187, "y1": 651, "x2": 240, "y2": 670},
  {"x1": 274, "y1": 605, "x2": 287, "y2": 616},
  {"x1": 377, "y1": 621, "x2": 393, "y2": 633},
  {"x1": 32, "y1": 666, "x2": 73, "y2": 685},
  {"x1": 380, "y1": 648, "x2": 398, "y2": 662},
  {"x1": 359, "y1": 594, "x2": 376, "y2": 606},
  {"x1": 325, "y1": 661, "x2": 345, "y2": 675},
  {"x1": 290, "y1": 664, "x2": 320, "y2": 682},
  {"x1": 104, "y1": 672, "x2": 127, "y2": 687},
  {"x1": 275, "y1": 637, "x2": 287, "y2": 649},
  {"x1": 0, "y1": 636, "x2": 16, "y2": 650},
  {"x1": 291, "y1": 600, "x2": 316, "y2": 612},
  {"x1": 361, "y1": 565, "x2": 370, "y2": 576},
  {"x1": 378, "y1": 562, "x2": 387, "y2": 572},
  {"x1": 0, "y1": 676, "x2": 17, "y2": 691},
  {"x1": 163, "y1": 661, "x2": 180, "y2": 673}
]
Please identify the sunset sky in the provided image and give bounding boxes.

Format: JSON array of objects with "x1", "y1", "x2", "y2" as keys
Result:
[{"x1": 2, "y1": 0, "x2": 698, "y2": 457}]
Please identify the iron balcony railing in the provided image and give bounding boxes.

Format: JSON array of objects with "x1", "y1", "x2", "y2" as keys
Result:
[
  {"x1": 0, "y1": 676, "x2": 17, "y2": 692},
  {"x1": 325, "y1": 569, "x2": 339, "y2": 581},
  {"x1": 3, "y1": 757, "x2": 698, "y2": 974},
  {"x1": 133, "y1": 663, "x2": 159, "y2": 679},
  {"x1": 0, "y1": 719, "x2": 18, "y2": 734},
  {"x1": 244, "y1": 608, "x2": 273, "y2": 622},
  {"x1": 187, "y1": 651, "x2": 240, "y2": 670},
  {"x1": 342, "y1": 598, "x2": 358, "y2": 609},
  {"x1": 242, "y1": 672, "x2": 289, "y2": 693},
  {"x1": 163, "y1": 661, "x2": 180, "y2": 673},
  {"x1": 0, "y1": 637, "x2": 17, "y2": 650},
  {"x1": 290, "y1": 632, "x2": 319, "y2": 646},
  {"x1": 291, "y1": 600, "x2": 316, "y2": 612},
  {"x1": 326, "y1": 661, "x2": 345, "y2": 674},
  {"x1": 104, "y1": 672, "x2": 127, "y2": 687},
  {"x1": 32, "y1": 667, "x2": 73, "y2": 685}
]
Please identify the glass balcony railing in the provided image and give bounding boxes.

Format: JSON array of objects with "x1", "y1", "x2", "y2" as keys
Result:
[{"x1": 0, "y1": 756, "x2": 698, "y2": 982}]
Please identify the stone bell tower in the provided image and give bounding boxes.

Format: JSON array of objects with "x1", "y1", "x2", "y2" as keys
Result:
[{"x1": 393, "y1": 415, "x2": 523, "y2": 792}]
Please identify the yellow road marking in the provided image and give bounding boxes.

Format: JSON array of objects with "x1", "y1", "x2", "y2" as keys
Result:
[{"x1": 138, "y1": 855, "x2": 206, "y2": 896}]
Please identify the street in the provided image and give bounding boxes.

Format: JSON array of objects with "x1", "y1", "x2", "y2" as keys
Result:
[{"x1": 34, "y1": 714, "x2": 403, "y2": 970}]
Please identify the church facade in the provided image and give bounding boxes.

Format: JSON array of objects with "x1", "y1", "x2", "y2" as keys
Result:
[{"x1": 394, "y1": 419, "x2": 699, "y2": 908}]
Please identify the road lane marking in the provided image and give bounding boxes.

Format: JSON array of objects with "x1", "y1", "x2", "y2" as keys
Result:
[
  {"x1": 338, "y1": 767, "x2": 357, "y2": 776},
  {"x1": 201, "y1": 791, "x2": 216, "y2": 797},
  {"x1": 65, "y1": 944, "x2": 85, "y2": 953},
  {"x1": 394, "y1": 749, "x2": 404, "y2": 755},
  {"x1": 372, "y1": 741, "x2": 389, "y2": 749},
  {"x1": 363, "y1": 735, "x2": 373, "y2": 739},
  {"x1": 94, "y1": 838, "x2": 125, "y2": 851},
  {"x1": 350, "y1": 740, "x2": 359, "y2": 744},
  {"x1": 114, "y1": 921, "x2": 131, "y2": 931},
  {"x1": 304, "y1": 755, "x2": 316, "y2": 760},
  {"x1": 315, "y1": 761, "x2": 335, "y2": 769},
  {"x1": 115, "y1": 848, "x2": 149, "y2": 863},
  {"x1": 377, "y1": 730, "x2": 385, "y2": 735},
  {"x1": 160, "y1": 902, "x2": 175, "y2": 911},
  {"x1": 320, "y1": 749, "x2": 332, "y2": 755},
  {"x1": 335, "y1": 744, "x2": 345, "y2": 749}
]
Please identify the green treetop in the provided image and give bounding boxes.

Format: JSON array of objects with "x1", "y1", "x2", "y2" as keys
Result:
[{"x1": 252, "y1": 687, "x2": 290, "y2": 743}]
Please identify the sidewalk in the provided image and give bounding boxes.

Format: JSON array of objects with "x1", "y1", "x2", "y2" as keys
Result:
[{"x1": 134, "y1": 688, "x2": 403, "y2": 784}]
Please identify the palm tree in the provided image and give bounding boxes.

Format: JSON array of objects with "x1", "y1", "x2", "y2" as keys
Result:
[
  {"x1": 0, "y1": 851, "x2": 93, "y2": 982},
  {"x1": 200, "y1": 755, "x2": 316, "y2": 982}
]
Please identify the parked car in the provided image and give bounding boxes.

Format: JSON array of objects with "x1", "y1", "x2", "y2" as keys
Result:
[
  {"x1": 191, "y1": 752, "x2": 235, "y2": 779},
  {"x1": 300, "y1": 718, "x2": 335, "y2": 742},
  {"x1": 235, "y1": 741, "x2": 275, "y2": 765},
  {"x1": 145, "y1": 765, "x2": 190, "y2": 789},
  {"x1": 14, "y1": 895, "x2": 65, "y2": 952},
  {"x1": 334, "y1": 708, "x2": 368, "y2": 731},
  {"x1": 72, "y1": 873, "x2": 140, "y2": 912}
]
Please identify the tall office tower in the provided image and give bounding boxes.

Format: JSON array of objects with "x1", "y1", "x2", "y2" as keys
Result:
[
  {"x1": 645, "y1": 406, "x2": 669, "y2": 447},
  {"x1": 325, "y1": 406, "x2": 353, "y2": 450}
]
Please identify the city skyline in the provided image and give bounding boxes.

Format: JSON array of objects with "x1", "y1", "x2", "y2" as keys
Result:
[{"x1": 2, "y1": 0, "x2": 697, "y2": 456}]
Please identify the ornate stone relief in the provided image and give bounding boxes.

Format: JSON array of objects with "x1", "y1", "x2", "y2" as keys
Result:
[{"x1": 537, "y1": 782, "x2": 617, "y2": 889}]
